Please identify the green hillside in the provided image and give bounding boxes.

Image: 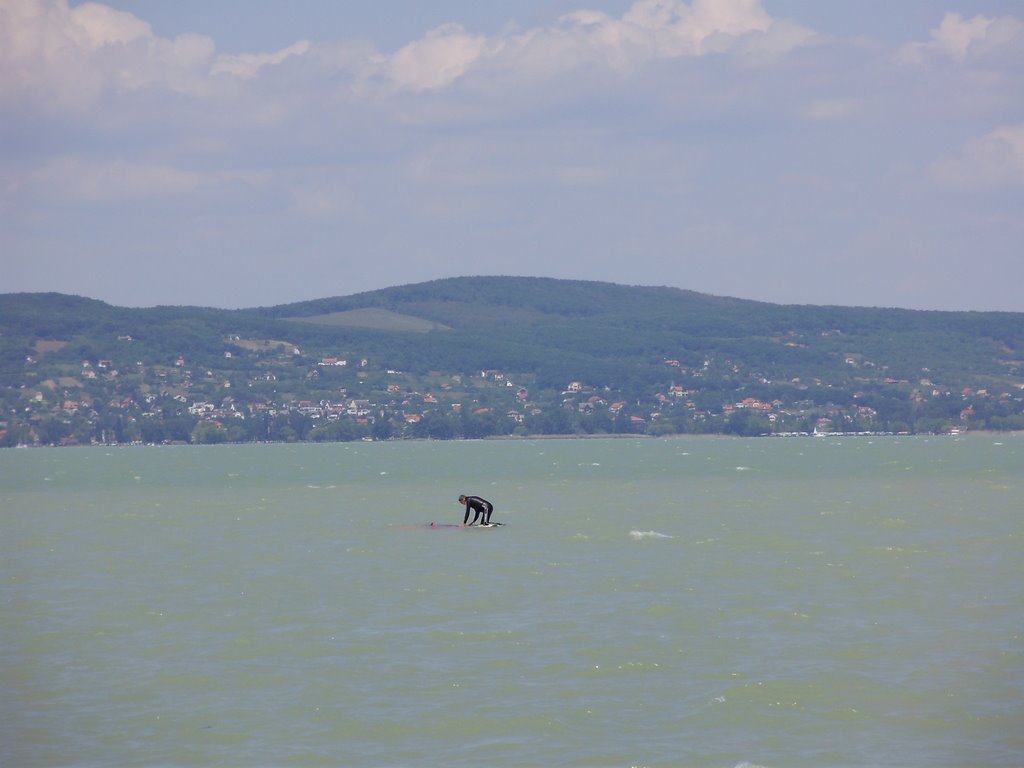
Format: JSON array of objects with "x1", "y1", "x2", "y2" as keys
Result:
[{"x1": 2, "y1": 277, "x2": 1022, "y2": 445}]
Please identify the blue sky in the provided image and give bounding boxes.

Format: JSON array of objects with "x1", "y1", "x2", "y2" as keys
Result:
[{"x1": 2, "y1": 0, "x2": 1022, "y2": 311}]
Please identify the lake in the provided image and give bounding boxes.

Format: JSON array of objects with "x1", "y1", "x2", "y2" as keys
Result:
[{"x1": 2, "y1": 436, "x2": 1022, "y2": 767}]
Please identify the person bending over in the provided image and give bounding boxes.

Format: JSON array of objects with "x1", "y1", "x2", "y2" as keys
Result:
[{"x1": 459, "y1": 494, "x2": 493, "y2": 526}]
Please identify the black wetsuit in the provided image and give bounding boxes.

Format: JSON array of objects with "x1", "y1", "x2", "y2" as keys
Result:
[{"x1": 462, "y1": 496, "x2": 493, "y2": 525}]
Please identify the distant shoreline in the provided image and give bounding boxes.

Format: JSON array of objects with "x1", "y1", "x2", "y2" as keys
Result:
[{"x1": 7, "y1": 430, "x2": 1022, "y2": 450}]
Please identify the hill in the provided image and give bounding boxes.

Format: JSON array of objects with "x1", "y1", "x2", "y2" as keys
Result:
[{"x1": 2, "y1": 277, "x2": 1022, "y2": 445}]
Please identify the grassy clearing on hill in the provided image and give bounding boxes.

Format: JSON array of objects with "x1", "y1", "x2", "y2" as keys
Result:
[
  {"x1": 226, "y1": 338, "x2": 296, "y2": 353},
  {"x1": 287, "y1": 308, "x2": 451, "y2": 332}
]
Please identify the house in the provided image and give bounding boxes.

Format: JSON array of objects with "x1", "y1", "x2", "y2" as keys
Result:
[
  {"x1": 736, "y1": 398, "x2": 771, "y2": 411},
  {"x1": 348, "y1": 400, "x2": 372, "y2": 416}
]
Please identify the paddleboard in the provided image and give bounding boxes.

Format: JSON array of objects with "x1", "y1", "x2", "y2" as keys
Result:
[{"x1": 423, "y1": 522, "x2": 504, "y2": 529}]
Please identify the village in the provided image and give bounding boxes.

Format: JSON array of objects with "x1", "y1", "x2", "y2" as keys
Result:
[{"x1": 6, "y1": 341, "x2": 1021, "y2": 447}]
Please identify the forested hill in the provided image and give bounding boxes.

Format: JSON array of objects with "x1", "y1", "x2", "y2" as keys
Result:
[
  {"x1": 2, "y1": 277, "x2": 1023, "y2": 445},
  {"x1": 254, "y1": 276, "x2": 1023, "y2": 381}
]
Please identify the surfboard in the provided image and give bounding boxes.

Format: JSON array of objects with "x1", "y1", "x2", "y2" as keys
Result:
[{"x1": 422, "y1": 522, "x2": 504, "y2": 529}]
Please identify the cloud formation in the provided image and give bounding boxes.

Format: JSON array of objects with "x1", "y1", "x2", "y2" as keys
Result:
[
  {"x1": 212, "y1": 40, "x2": 311, "y2": 80},
  {"x1": 2, "y1": 0, "x2": 1023, "y2": 311},
  {"x1": 897, "y1": 11, "x2": 1024, "y2": 64},
  {"x1": 0, "y1": 0, "x2": 214, "y2": 110},
  {"x1": 931, "y1": 123, "x2": 1024, "y2": 188},
  {"x1": 2, "y1": 0, "x2": 817, "y2": 108},
  {"x1": 375, "y1": 0, "x2": 817, "y2": 92}
]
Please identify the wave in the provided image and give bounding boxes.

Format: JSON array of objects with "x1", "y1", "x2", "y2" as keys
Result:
[{"x1": 629, "y1": 529, "x2": 673, "y2": 540}]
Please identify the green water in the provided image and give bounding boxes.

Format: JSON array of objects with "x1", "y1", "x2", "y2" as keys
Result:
[{"x1": 2, "y1": 436, "x2": 1022, "y2": 767}]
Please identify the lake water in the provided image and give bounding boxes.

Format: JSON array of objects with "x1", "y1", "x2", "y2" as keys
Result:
[{"x1": 2, "y1": 436, "x2": 1022, "y2": 767}]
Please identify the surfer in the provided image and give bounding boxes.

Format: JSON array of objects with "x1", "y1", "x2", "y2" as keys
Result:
[{"x1": 459, "y1": 494, "x2": 493, "y2": 526}]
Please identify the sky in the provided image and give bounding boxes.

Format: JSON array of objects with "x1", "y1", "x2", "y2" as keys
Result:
[{"x1": 2, "y1": 0, "x2": 1023, "y2": 311}]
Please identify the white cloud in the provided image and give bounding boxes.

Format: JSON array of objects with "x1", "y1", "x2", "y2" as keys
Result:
[
  {"x1": 64, "y1": 0, "x2": 150, "y2": 47},
  {"x1": 1, "y1": 0, "x2": 817, "y2": 113},
  {"x1": 897, "y1": 12, "x2": 1024, "y2": 65},
  {"x1": 0, "y1": 0, "x2": 215, "y2": 111},
  {"x1": 620, "y1": 0, "x2": 773, "y2": 56},
  {"x1": 927, "y1": 12, "x2": 992, "y2": 62},
  {"x1": 374, "y1": 0, "x2": 815, "y2": 92},
  {"x1": 212, "y1": 40, "x2": 312, "y2": 79},
  {"x1": 384, "y1": 23, "x2": 492, "y2": 91},
  {"x1": 930, "y1": 123, "x2": 1024, "y2": 188},
  {"x1": 557, "y1": 0, "x2": 818, "y2": 67}
]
